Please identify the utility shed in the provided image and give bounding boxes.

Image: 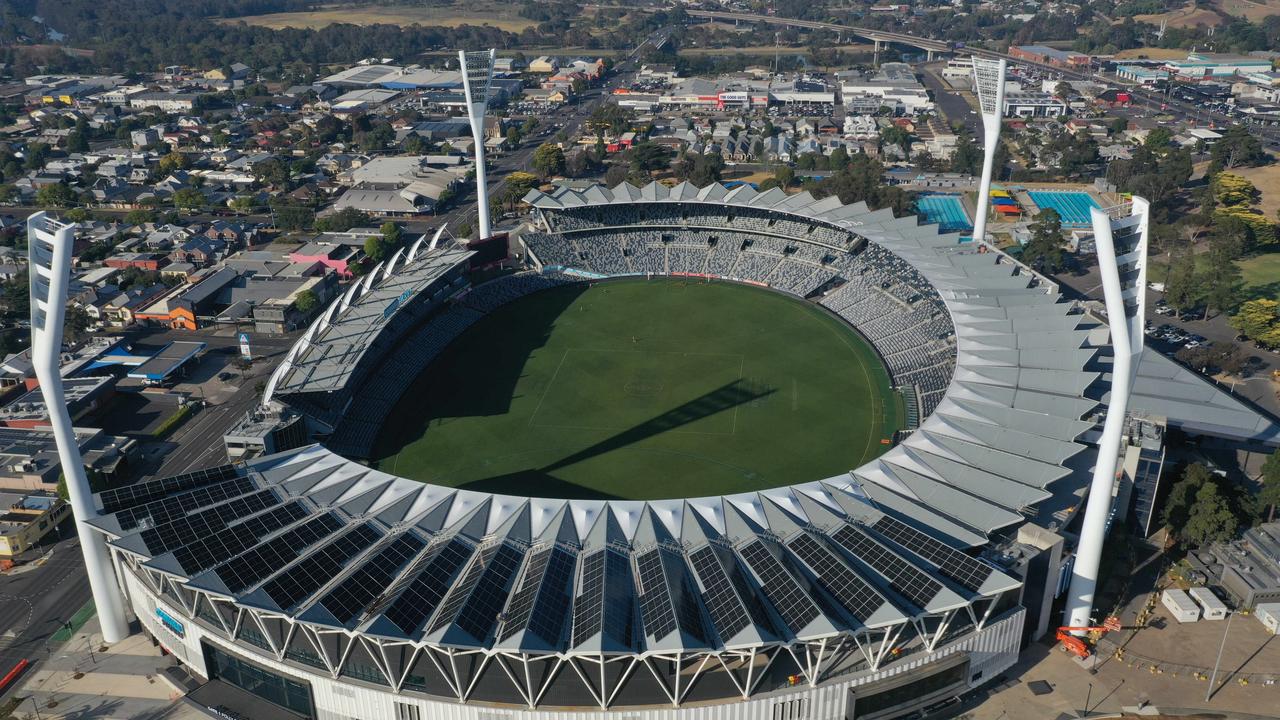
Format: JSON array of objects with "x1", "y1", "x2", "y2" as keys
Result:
[
  {"x1": 1162, "y1": 589, "x2": 1200, "y2": 623},
  {"x1": 1189, "y1": 587, "x2": 1227, "y2": 620},
  {"x1": 1257, "y1": 603, "x2": 1280, "y2": 634}
]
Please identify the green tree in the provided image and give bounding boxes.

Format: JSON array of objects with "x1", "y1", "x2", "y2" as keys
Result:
[
  {"x1": 124, "y1": 208, "x2": 157, "y2": 225},
  {"x1": 1200, "y1": 248, "x2": 1243, "y2": 319},
  {"x1": 532, "y1": 143, "x2": 567, "y2": 178},
  {"x1": 1232, "y1": 299, "x2": 1280, "y2": 347},
  {"x1": 314, "y1": 208, "x2": 370, "y2": 233},
  {"x1": 1165, "y1": 253, "x2": 1201, "y2": 314},
  {"x1": 229, "y1": 195, "x2": 256, "y2": 214},
  {"x1": 158, "y1": 151, "x2": 190, "y2": 175},
  {"x1": 1210, "y1": 124, "x2": 1268, "y2": 171},
  {"x1": 37, "y1": 182, "x2": 77, "y2": 208},
  {"x1": 364, "y1": 234, "x2": 389, "y2": 263},
  {"x1": 1183, "y1": 481, "x2": 1240, "y2": 547},
  {"x1": 626, "y1": 141, "x2": 671, "y2": 176},
  {"x1": 294, "y1": 288, "x2": 320, "y2": 315},
  {"x1": 380, "y1": 221, "x2": 402, "y2": 248},
  {"x1": 1260, "y1": 452, "x2": 1280, "y2": 522},
  {"x1": 950, "y1": 134, "x2": 981, "y2": 175},
  {"x1": 1163, "y1": 463, "x2": 1212, "y2": 533},
  {"x1": 0, "y1": 185, "x2": 16, "y2": 204},
  {"x1": 1021, "y1": 209, "x2": 1066, "y2": 273},
  {"x1": 172, "y1": 187, "x2": 205, "y2": 211},
  {"x1": 63, "y1": 304, "x2": 91, "y2": 343}
]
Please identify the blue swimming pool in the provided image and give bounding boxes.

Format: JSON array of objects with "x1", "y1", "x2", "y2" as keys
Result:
[
  {"x1": 1027, "y1": 190, "x2": 1100, "y2": 226},
  {"x1": 916, "y1": 194, "x2": 972, "y2": 234}
]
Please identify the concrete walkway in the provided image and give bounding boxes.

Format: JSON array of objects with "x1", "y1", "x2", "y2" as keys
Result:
[{"x1": 14, "y1": 616, "x2": 211, "y2": 720}]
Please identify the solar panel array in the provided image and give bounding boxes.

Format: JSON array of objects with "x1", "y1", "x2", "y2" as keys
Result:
[
  {"x1": 451, "y1": 543, "x2": 525, "y2": 642},
  {"x1": 119, "y1": 476, "x2": 258, "y2": 532},
  {"x1": 262, "y1": 523, "x2": 383, "y2": 610},
  {"x1": 213, "y1": 513, "x2": 345, "y2": 593},
  {"x1": 738, "y1": 541, "x2": 820, "y2": 635},
  {"x1": 499, "y1": 545, "x2": 577, "y2": 645},
  {"x1": 571, "y1": 548, "x2": 636, "y2": 650},
  {"x1": 636, "y1": 547, "x2": 709, "y2": 646},
  {"x1": 786, "y1": 533, "x2": 886, "y2": 624},
  {"x1": 870, "y1": 516, "x2": 994, "y2": 593},
  {"x1": 689, "y1": 546, "x2": 752, "y2": 641},
  {"x1": 318, "y1": 532, "x2": 427, "y2": 626},
  {"x1": 139, "y1": 489, "x2": 276, "y2": 555},
  {"x1": 170, "y1": 501, "x2": 310, "y2": 575},
  {"x1": 831, "y1": 525, "x2": 943, "y2": 610},
  {"x1": 379, "y1": 537, "x2": 474, "y2": 636},
  {"x1": 100, "y1": 465, "x2": 238, "y2": 513}
]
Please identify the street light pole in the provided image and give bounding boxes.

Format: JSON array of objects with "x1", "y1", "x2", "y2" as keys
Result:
[{"x1": 1206, "y1": 610, "x2": 1234, "y2": 702}]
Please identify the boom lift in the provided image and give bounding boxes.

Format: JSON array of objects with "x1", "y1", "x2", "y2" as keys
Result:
[{"x1": 1055, "y1": 616, "x2": 1122, "y2": 659}]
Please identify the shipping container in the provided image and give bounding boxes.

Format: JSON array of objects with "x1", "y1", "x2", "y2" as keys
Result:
[
  {"x1": 1257, "y1": 603, "x2": 1280, "y2": 635},
  {"x1": 1161, "y1": 589, "x2": 1200, "y2": 623},
  {"x1": 1189, "y1": 587, "x2": 1227, "y2": 620}
]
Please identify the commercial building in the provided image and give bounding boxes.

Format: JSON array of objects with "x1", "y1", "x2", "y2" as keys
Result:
[
  {"x1": 0, "y1": 492, "x2": 69, "y2": 557},
  {"x1": 0, "y1": 375, "x2": 115, "y2": 428},
  {"x1": 1116, "y1": 65, "x2": 1168, "y2": 86},
  {"x1": 1003, "y1": 92, "x2": 1068, "y2": 118},
  {"x1": 838, "y1": 63, "x2": 933, "y2": 114},
  {"x1": 1009, "y1": 45, "x2": 1091, "y2": 69},
  {"x1": 1196, "y1": 522, "x2": 1280, "y2": 609},
  {"x1": 1165, "y1": 52, "x2": 1274, "y2": 80}
]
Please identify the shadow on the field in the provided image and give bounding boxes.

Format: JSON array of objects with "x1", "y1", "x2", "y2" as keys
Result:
[
  {"x1": 540, "y1": 378, "x2": 774, "y2": 474},
  {"x1": 370, "y1": 283, "x2": 589, "y2": 460},
  {"x1": 457, "y1": 469, "x2": 622, "y2": 500}
]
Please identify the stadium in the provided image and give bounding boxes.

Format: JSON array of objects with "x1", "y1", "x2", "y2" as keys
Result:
[{"x1": 90, "y1": 181, "x2": 1114, "y2": 720}]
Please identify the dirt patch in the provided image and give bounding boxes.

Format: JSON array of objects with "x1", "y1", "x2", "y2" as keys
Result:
[
  {"x1": 1214, "y1": 0, "x2": 1280, "y2": 21},
  {"x1": 1232, "y1": 158, "x2": 1280, "y2": 222},
  {"x1": 220, "y1": 5, "x2": 537, "y2": 32},
  {"x1": 1134, "y1": 2, "x2": 1227, "y2": 28},
  {"x1": 1112, "y1": 47, "x2": 1196, "y2": 61}
]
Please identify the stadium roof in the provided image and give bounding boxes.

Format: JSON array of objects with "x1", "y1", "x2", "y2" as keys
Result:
[{"x1": 268, "y1": 243, "x2": 472, "y2": 399}]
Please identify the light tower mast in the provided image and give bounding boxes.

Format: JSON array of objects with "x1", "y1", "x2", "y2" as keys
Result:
[
  {"x1": 459, "y1": 49, "x2": 497, "y2": 240},
  {"x1": 970, "y1": 57, "x2": 1007, "y2": 244},
  {"x1": 27, "y1": 213, "x2": 130, "y2": 643},
  {"x1": 1064, "y1": 198, "x2": 1150, "y2": 632}
]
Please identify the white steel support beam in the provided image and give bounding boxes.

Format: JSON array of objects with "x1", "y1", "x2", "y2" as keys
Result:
[
  {"x1": 27, "y1": 213, "x2": 129, "y2": 643},
  {"x1": 1066, "y1": 198, "x2": 1150, "y2": 632},
  {"x1": 970, "y1": 58, "x2": 1007, "y2": 245}
]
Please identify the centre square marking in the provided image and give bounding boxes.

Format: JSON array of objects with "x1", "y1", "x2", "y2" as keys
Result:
[{"x1": 529, "y1": 348, "x2": 747, "y2": 435}]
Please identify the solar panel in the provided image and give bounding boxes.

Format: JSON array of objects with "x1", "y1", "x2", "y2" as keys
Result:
[
  {"x1": 451, "y1": 543, "x2": 524, "y2": 641},
  {"x1": 738, "y1": 541, "x2": 820, "y2": 634},
  {"x1": 100, "y1": 465, "x2": 238, "y2": 513},
  {"x1": 689, "y1": 546, "x2": 751, "y2": 641},
  {"x1": 319, "y1": 532, "x2": 427, "y2": 625},
  {"x1": 500, "y1": 545, "x2": 576, "y2": 645},
  {"x1": 786, "y1": 533, "x2": 886, "y2": 624},
  {"x1": 831, "y1": 524, "x2": 943, "y2": 610},
  {"x1": 637, "y1": 547, "x2": 708, "y2": 645},
  {"x1": 170, "y1": 501, "x2": 309, "y2": 575},
  {"x1": 262, "y1": 523, "x2": 383, "y2": 610},
  {"x1": 213, "y1": 512, "x2": 345, "y2": 593},
  {"x1": 378, "y1": 537, "x2": 474, "y2": 636},
  {"x1": 118, "y1": 476, "x2": 257, "y2": 532},
  {"x1": 139, "y1": 489, "x2": 276, "y2": 555},
  {"x1": 571, "y1": 548, "x2": 635, "y2": 650},
  {"x1": 870, "y1": 516, "x2": 994, "y2": 593}
]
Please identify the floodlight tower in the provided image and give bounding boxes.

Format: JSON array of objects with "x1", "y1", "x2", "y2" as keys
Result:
[
  {"x1": 970, "y1": 58, "x2": 1007, "y2": 244},
  {"x1": 27, "y1": 213, "x2": 130, "y2": 643},
  {"x1": 459, "y1": 48, "x2": 497, "y2": 240},
  {"x1": 1064, "y1": 197, "x2": 1150, "y2": 632}
]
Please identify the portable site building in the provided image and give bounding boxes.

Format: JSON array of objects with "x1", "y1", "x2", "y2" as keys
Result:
[
  {"x1": 1189, "y1": 587, "x2": 1227, "y2": 620},
  {"x1": 1161, "y1": 589, "x2": 1200, "y2": 623},
  {"x1": 1257, "y1": 603, "x2": 1280, "y2": 635}
]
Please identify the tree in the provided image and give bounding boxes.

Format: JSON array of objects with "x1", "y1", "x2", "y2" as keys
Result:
[
  {"x1": 1183, "y1": 481, "x2": 1240, "y2": 547},
  {"x1": 1021, "y1": 209, "x2": 1066, "y2": 273},
  {"x1": 1163, "y1": 463, "x2": 1213, "y2": 534},
  {"x1": 313, "y1": 208, "x2": 370, "y2": 233},
  {"x1": 950, "y1": 134, "x2": 981, "y2": 175},
  {"x1": 1210, "y1": 124, "x2": 1268, "y2": 171},
  {"x1": 63, "y1": 304, "x2": 91, "y2": 343},
  {"x1": 229, "y1": 195, "x2": 256, "y2": 214},
  {"x1": 364, "y1": 234, "x2": 389, "y2": 263},
  {"x1": 626, "y1": 141, "x2": 671, "y2": 176},
  {"x1": 64, "y1": 208, "x2": 89, "y2": 223},
  {"x1": 1260, "y1": 452, "x2": 1280, "y2": 522},
  {"x1": 380, "y1": 221, "x2": 402, "y2": 248},
  {"x1": 36, "y1": 182, "x2": 76, "y2": 208},
  {"x1": 531, "y1": 143, "x2": 567, "y2": 179},
  {"x1": 503, "y1": 172, "x2": 539, "y2": 207},
  {"x1": 158, "y1": 151, "x2": 190, "y2": 175},
  {"x1": 172, "y1": 188, "x2": 205, "y2": 211},
  {"x1": 124, "y1": 208, "x2": 157, "y2": 225},
  {"x1": 1164, "y1": 252, "x2": 1201, "y2": 314},
  {"x1": 774, "y1": 166, "x2": 795, "y2": 188},
  {"x1": 0, "y1": 185, "x2": 16, "y2": 204},
  {"x1": 1232, "y1": 299, "x2": 1280, "y2": 347},
  {"x1": 1201, "y1": 247, "x2": 1243, "y2": 319},
  {"x1": 294, "y1": 288, "x2": 320, "y2": 315}
]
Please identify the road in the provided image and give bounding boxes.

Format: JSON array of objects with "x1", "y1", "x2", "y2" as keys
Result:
[{"x1": 0, "y1": 529, "x2": 92, "y2": 704}]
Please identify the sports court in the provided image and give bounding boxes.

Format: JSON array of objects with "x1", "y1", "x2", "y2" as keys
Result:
[
  {"x1": 373, "y1": 278, "x2": 902, "y2": 500},
  {"x1": 1027, "y1": 190, "x2": 1101, "y2": 226},
  {"x1": 916, "y1": 194, "x2": 972, "y2": 233}
]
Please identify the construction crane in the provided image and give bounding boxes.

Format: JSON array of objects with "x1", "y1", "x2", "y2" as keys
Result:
[{"x1": 1055, "y1": 616, "x2": 1122, "y2": 659}]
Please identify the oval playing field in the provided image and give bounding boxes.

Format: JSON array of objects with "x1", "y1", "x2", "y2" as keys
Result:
[{"x1": 372, "y1": 278, "x2": 903, "y2": 500}]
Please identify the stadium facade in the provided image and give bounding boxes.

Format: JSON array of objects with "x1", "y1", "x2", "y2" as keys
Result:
[{"x1": 75, "y1": 182, "x2": 1273, "y2": 719}]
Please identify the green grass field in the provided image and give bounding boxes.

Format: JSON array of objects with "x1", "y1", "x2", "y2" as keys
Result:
[{"x1": 372, "y1": 279, "x2": 902, "y2": 500}]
